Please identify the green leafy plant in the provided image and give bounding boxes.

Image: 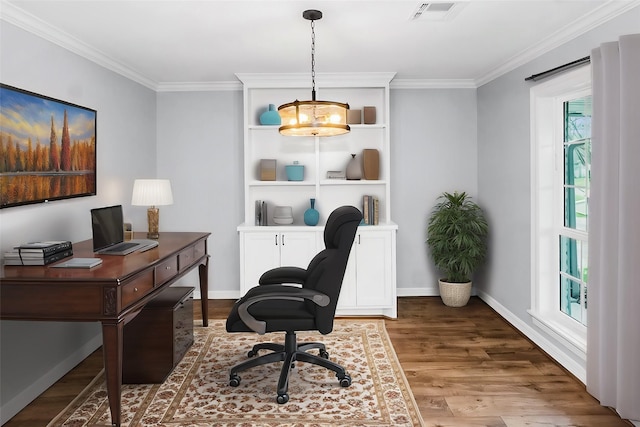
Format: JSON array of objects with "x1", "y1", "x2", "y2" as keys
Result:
[{"x1": 426, "y1": 191, "x2": 489, "y2": 283}]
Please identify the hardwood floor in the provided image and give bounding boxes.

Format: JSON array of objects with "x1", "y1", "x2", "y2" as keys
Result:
[{"x1": 3, "y1": 297, "x2": 631, "y2": 427}]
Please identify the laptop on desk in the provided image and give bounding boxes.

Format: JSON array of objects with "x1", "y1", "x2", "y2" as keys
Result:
[{"x1": 91, "y1": 205, "x2": 158, "y2": 255}]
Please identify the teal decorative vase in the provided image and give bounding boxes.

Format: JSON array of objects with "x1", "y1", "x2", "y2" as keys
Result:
[
  {"x1": 304, "y1": 198, "x2": 320, "y2": 226},
  {"x1": 260, "y1": 104, "x2": 281, "y2": 125}
]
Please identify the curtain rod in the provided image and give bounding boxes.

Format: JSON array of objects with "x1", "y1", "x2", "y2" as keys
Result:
[{"x1": 525, "y1": 56, "x2": 591, "y2": 82}]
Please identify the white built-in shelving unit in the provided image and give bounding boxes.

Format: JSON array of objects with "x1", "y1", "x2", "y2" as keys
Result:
[{"x1": 237, "y1": 72, "x2": 397, "y2": 318}]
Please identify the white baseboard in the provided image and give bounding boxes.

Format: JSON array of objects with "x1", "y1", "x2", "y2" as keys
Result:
[
  {"x1": 396, "y1": 286, "x2": 439, "y2": 297},
  {"x1": 477, "y1": 290, "x2": 586, "y2": 383},
  {"x1": 0, "y1": 334, "x2": 103, "y2": 425}
]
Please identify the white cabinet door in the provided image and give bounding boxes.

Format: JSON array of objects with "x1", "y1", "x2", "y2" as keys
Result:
[
  {"x1": 242, "y1": 232, "x2": 281, "y2": 294},
  {"x1": 337, "y1": 229, "x2": 396, "y2": 316},
  {"x1": 354, "y1": 230, "x2": 393, "y2": 307},
  {"x1": 337, "y1": 247, "x2": 357, "y2": 309},
  {"x1": 279, "y1": 231, "x2": 319, "y2": 269},
  {"x1": 240, "y1": 230, "x2": 318, "y2": 295}
]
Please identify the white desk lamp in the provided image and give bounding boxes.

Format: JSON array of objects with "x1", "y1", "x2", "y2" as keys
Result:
[{"x1": 131, "y1": 179, "x2": 173, "y2": 239}]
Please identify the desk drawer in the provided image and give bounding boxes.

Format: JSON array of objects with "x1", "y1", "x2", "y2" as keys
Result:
[
  {"x1": 178, "y1": 247, "x2": 195, "y2": 271},
  {"x1": 179, "y1": 240, "x2": 206, "y2": 271},
  {"x1": 155, "y1": 257, "x2": 178, "y2": 285},
  {"x1": 121, "y1": 270, "x2": 154, "y2": 308}
]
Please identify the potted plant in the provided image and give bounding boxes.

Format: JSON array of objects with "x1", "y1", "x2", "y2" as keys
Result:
[{"x1": 426, "y1": 191, "x2": 489, "y2": 307}]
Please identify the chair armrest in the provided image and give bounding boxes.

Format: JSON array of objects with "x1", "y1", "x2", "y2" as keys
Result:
[
  {"x1": 259, "y1": 266, "x2": 308, "y2": 285},
  {"x1": 238, "y1": 286, "x2": 330, "y2": 335}
]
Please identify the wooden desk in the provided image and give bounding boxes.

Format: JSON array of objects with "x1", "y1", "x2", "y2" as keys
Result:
[{"x1": 0, "y1": 231, "x2": 210, "y2": 427}]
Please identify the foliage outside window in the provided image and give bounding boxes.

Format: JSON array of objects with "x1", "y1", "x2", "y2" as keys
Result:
[{"x1": 560, "y1": 96, "x2": 591, "y2": 326}]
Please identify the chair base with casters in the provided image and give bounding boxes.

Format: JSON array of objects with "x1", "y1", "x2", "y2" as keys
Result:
[
  {"x1": 228, "y1": 330, "x2": 352, "y2": 404},
  {"x1": 226, "y1": 205, "x2": 363, "y2": 404}
]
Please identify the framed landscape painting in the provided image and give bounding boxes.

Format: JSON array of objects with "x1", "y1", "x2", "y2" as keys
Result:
[{"x1": 0, "y1": 84, "x2": 96, "y2": 208}]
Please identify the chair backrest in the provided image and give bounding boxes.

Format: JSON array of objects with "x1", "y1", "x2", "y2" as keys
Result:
[{"x1": 304, "y1": 205, "x2": 362, "y2": 334}]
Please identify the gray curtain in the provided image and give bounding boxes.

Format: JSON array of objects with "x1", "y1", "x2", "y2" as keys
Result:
[{"x1": 587, "y1": 33, "x2": 640, "y2": 422}]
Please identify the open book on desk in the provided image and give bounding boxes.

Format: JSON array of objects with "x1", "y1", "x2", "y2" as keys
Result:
[{"x1": 51, "y1": 258, "x2": 103, "y2": 269}]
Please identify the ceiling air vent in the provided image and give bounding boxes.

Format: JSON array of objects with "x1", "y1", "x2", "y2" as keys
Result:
[{"x1": 410, "y1": 2, "x2": 464, "y2": 21}]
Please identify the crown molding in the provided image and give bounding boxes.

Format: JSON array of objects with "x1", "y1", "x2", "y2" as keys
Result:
[
  {"x1": 475, "y1": 0, "x2": 640, "y2": 87},
  {"x1": 0, "y1": 0, "x2": 158, "y2": 90},
  {"x1": 156, "y1": 81, "x2": 242, "y2": 92},
  {"x1": 157, "y1": 75, "x2": 478, "y2": 92},
  {"x1": 390, "y1": 79, "x2": 478, "y2": 89},
  {"x1": 235, "y1": 72, "x2": 397, "y2": 89}
]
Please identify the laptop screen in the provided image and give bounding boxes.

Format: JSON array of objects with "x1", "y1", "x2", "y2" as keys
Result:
[{"x1": 91, "y1": 205, "x2": 124, "y2": 252}]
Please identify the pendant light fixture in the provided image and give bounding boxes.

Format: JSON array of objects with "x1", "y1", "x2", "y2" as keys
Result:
[{"x1": 278, "y1": 10, "x2": 350, "y2": 137}]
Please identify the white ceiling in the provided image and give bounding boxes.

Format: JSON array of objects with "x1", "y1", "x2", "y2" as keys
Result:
[{"x1": 2, "y1": 0, "x2": 639, "y2": 90}]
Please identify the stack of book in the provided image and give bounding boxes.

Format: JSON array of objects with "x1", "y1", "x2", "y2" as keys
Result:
[
  {"x1": 362, "y1": 195, "x2": 380, "y2": 225},
  {"x1": 4, "y1": 241, "x2": 73, "y2": 266}
]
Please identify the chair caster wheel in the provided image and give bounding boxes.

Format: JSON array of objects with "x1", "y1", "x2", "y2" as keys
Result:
[
  {"x1": 319, "y1": 349, "x2": 329, "y2": 359},
  {"x1": 229, "y1": 374, "x2": 241, "y2": 387},
  {"x1": 339, "y1": 374, "x2": 352, "y2": 387},
  {"x1": 276, "y1": 393, "x2": 289, "y2": 404}
]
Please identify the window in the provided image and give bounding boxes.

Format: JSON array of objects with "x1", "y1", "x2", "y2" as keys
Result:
[
  {"x1": 560, "y1": 96, "x2": 591, "y2": 325},
  {"x1": 530, "y1": 66, "x2": 591, "y2": 361}
]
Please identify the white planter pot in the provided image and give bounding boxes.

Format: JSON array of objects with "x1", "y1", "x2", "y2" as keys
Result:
[{"x1": 438, "y1": 280, "x2": 472, "y2": 307}]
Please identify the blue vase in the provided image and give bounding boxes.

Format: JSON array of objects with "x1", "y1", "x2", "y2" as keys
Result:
[
  {"x1": 259, "y1": 104, "x2": 281, "y2": 125},
  {"x1": 304, "y1": 198, "x2": 319, "y2": 226}
]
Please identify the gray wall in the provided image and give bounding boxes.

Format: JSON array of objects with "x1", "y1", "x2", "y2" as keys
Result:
[
  {"x1": 391, "y1": 88, "x2": 478, "y2": 293},
  {"x1": 476, "y1": 8, "x2": 640, "y2": 374},
  {"x1": 0, "y1": 22, "x2": 157, "y2": 422},
  {"x1": 155, "y1": 91, "x2": 244, "y2": 294}
]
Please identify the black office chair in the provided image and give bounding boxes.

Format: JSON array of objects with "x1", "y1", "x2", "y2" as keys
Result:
[{"x1": 226, "y1": 205, "x2": 362, "y2": 404}]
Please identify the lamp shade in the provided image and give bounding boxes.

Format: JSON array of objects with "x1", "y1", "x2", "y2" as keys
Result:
[
  {"x1": 278, "y1": 100, "x2": 350, "y2": 137},
  {"x1": 131, "y1": 179, "x2": 173, "y2": 206}
]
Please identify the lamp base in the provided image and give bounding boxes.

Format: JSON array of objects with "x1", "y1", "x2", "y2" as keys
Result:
[{"x1": 147, "y1": 207, "x2": 160, "y2": 240}]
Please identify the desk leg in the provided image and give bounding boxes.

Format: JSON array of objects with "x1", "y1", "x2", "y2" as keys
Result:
[
  {"x1": 102, "y1": 320, "x2": 124, "y2": 427},
  {"x1": 199, "y1": 261, "x2": 209, "y2": 327}
]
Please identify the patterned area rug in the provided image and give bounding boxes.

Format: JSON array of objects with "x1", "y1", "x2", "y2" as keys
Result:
[{"x1": 49, "y1": 319, "x2": 424, "y2": 426}]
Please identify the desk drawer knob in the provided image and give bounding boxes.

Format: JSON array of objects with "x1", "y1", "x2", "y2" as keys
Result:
[
  {"x1": 165, "y1": 266, "x2": 171, "y2": 270},
  {"x1": 134, "y1": 287, "x2": 138, "y2": 292}
]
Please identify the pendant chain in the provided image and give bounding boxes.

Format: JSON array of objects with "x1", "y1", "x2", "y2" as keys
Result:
[{"x1": 310, "y1": 19, "x2": 316, "y2": 99}]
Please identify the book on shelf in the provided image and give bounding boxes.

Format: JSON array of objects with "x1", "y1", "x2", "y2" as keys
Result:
[
  {"x1": 362, "y1": 195, "x2": 379, "y2": 225},
  {"x1": 255, "y1": 200, "x2": 268, "y2": 226},
  {"x1": 4, "y1": 248, "x2": 74, "y2": 266}
]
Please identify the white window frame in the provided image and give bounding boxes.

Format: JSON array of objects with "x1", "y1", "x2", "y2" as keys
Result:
[{"x1": 529, "y1": 65, "x2": 590, "y2": 361}]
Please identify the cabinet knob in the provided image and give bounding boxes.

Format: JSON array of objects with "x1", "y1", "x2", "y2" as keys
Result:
[
  {"x1": 165, "y1": 266, "x2": 171, "y2": 270},
  {"x1": 133, "y1": 287, "x2": 138, "y2": 292}
]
